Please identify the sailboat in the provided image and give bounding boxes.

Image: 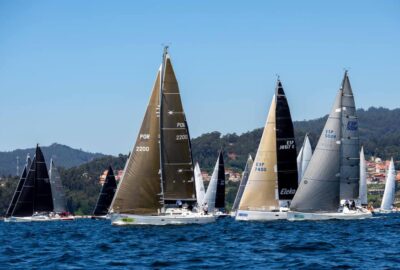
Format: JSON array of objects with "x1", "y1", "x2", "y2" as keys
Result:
[
  {"x1": 5, "y1": 155, "x2": 31, "y2": 220},
  {"x1": 203, "y1": 151, "x2": 226, "y2": 217},
  {"x1": 358, "y1": 146, "x2": 368, "y2": 207},
  {"x1": 236, "y1": 79, "x2": 298, "y2": 221},
  {"x1": 194, "y1": 162, "x2": 206, "y2": 208},
  {"x1": 378, "y1": 158, "x2": 398, "y2": 213},
  {"x1": 287, "y1": 72, "x2": 372, "y2": 221},
  {"x1": 296, "y1": 134, "x2": 312, "y2": 183},
  {"x1": 49, "y1": 159, "x2": 74, "y2": 220},
  {"x1": 5, "y1": 145, "x2": 55, "y2": 222},
  {"x1": 92, "y1": 166, "x2": 117, "y2": 219},
  {"x1": 231, "y1": 155, "x2": 253, "y2": 217},
  {"x1": 109, "y1": 47, "x2": 215, "y2": 225}
]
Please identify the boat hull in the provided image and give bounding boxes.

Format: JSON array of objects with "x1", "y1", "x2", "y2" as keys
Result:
[
  {"x1": 110, "y1": 213, "x2": 216, "y2": 226},
  {"x1": 287, "y1": 210, "x2": 372, "y2": 221},
  {"x1": 4, "y1": 215, "x2": 75, "y2": 222},
  {"x1": 235, "y1": 210, "x2": 287, "y2": 221}
]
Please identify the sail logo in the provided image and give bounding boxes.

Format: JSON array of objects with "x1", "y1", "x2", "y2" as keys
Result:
[
  {"x1": 139, "y1": 134, "x2": 150, "y2": 140},
  {"x1": 280, "y1": 188, "x2": 296, "y2": 195},
  {"x1": 255, "y1": 162, "x2": 267, "y2": 172},
  {"x1": 279, "y1": 140, "x2": 295, "y2": 150},
  {"x1": 347, "y1": 121, "x2": 358, "y2": 131},
  {"x1": 324, "y1": 129, "x2": 336, "y2": 139}
]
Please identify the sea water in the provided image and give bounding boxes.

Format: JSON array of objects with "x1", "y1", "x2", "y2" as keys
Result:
[{"x1": 1, "y1": 214, "x2": 399, "y2": 269}]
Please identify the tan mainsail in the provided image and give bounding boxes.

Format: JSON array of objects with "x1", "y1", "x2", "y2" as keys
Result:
[
  {"x1": 110, "y1": 69, "x2": 162, "y2": 215},
  {"x1": 239, "y1": 96, "x2": 279, "y2": 211}
]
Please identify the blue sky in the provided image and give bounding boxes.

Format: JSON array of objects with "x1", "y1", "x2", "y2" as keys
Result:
[{"x1": 0, "y1": 1, "x2": 399, "y2": 155}]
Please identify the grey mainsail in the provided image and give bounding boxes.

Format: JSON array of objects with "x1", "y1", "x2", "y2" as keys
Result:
[
  {"x1": 339, "y1": 73, "x2": 360, "y2": 200},
  {"x1": 291, "y1": 75, "x2": 346, "y2": 212},
  {"x1": 49, "y1": 159, "x2": 67, "y2": 213},
  {"x1": 232, "y1": 155, "x2": 253, "y2": 212},
  {"x1": 160, "y1": 51, "x2": 196, "y2": 203}
]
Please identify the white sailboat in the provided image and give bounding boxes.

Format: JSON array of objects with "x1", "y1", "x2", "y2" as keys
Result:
[
  {"x1": 358, "y1": 146, "x2": 368, "y2": 207},
  {"x1": 109, "y1": 47, "x2": 215, "y2": 225},
  {"x1": 202, "y1": 151, "x2": 226, "y2": 217},
  {"x1": 377, "y1": 158, "x2": 398, "y2": 213},
  {"x1": 236, "y1": 80, "x2": 298, "y2": 221},
  {"x1": 296, "y1": 134, "x2": 312, "y2": 183},
  {"x1": 288, "y1": 72, "x2": 372, "y2": 221}
]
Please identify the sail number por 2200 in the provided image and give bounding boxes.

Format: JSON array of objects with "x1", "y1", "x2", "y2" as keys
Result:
[{"x1": 136, "y1": 146, "x2": 150, "y2": 152}]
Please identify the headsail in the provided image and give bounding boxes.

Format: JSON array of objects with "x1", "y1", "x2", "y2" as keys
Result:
[
  {"x1": 93, "y1": 166, "x2": 117, "y2": 216},
  {"x1": 297, "y1": 134, "x2": 313, "y2": 183},
  {"x1": 275, "y1": 81, "x2": 298, "y2": 200},
  {"x1": 359, "y1": 147, "x2": 368, "y2": 205},
  {"x1": 291, "y1": 81, "x2": 343, "y2": 212},
  {"x1": 160, "y1": 50, "x2": 195, "y2": 203},
  {"x1": 5, "y1": 156, "x2": 31, "y2": 218},
  {"x1": 110, "y1": 68, "x2": 162, "y2": 215},
  {"x1": 381, "y1": 158, "x2": 396, "y2": 210},
  {"x1": 339, "y1": 72, "x2": 360, "y2": 200},
  {"x1": 49, "y1": 159, "x2": 67, "y2": 213},
  {"x1": 203, "y1": 153, "x2": 223, "y2": 212},
  {"x1": 214, "y1": 151, "x2": 226, "y2": 209},
  {"x1": 239, "y1": 95, "x2": 279, "y2": 211},
  {"x1": 194, "y1": 162, "x2": 206, "y2": 206},
  {"x1": 232, "y1": 155, "x2": 253, "y2": 212}
]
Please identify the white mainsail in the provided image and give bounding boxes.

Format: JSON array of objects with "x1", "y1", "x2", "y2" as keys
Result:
[
  {"x1": 296, "y1": 134, "x2": 312, "y2": 183},
  {"x1": 359, "y1": 147, "x2": 368, "y2": 205},
  {"x1": 381, "y1": 158, "x2": 396, "y2": 210},
  {"x1": 203, "y1": 155, "x2": 221, "y2": 213},
  {"x1": 194, "y1": 162, "x2": 206, "y2": 206}
]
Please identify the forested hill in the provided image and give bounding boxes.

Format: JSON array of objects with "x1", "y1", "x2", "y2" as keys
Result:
[
  {"x1": 192, "y1": 107, "x2": 400, "y2": 171},
  {"x1": 0, "y1": 143, "x2": 104, "y2": 176}
]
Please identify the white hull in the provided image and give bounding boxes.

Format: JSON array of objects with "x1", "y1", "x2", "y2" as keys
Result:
[
  {"x1": 287, "y1": 210, "x2": 372, "y2": 221},
  {"x1": 235, "y1": 209, "x2": 288, "y2": 221},
  {"x1": 4, "y1": 215, "x2": 75, "y2": 222},
  {"x1": 373, "y1": 208, "x2": 400, "y2": 214},
  {"x1": 111, "y1": 212, "x2": 215, "y2": 226}
]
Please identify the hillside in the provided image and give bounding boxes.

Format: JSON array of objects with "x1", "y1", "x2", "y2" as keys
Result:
[
  {"x1": 0, "y1": 143, "x2": 105, "y2": 176},
  {"x1": 1, "y1": 106, "x2": 400, "y2": 215}
]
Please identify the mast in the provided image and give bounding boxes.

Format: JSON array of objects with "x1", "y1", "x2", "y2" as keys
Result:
[{"x1": 158, "y1": 46, "x2": 168, "y2": 208}]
